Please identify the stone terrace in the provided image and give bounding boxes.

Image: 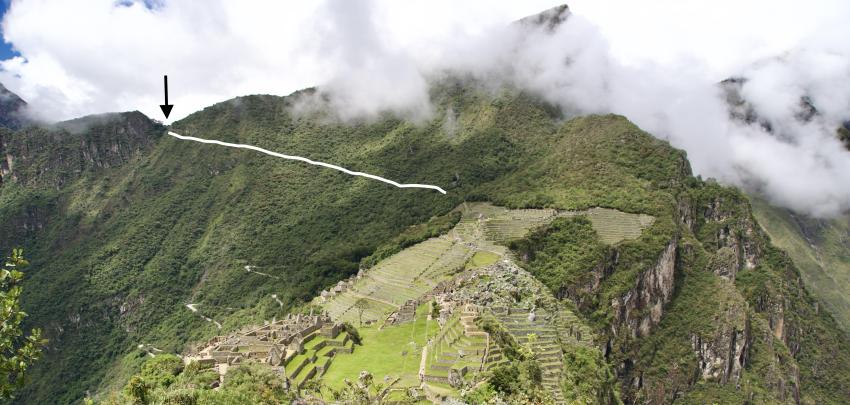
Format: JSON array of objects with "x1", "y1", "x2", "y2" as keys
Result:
[{"x1": 185, "y1": 312, "x2": 353, "y2": 389}]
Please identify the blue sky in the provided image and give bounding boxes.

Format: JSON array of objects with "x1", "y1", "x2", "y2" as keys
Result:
[
  {"x1": 0, "y1": 0, "x2": 163, "y2": 61},
  {"x1": 0, "y1": 0, "x2": 16, "y2": 60}
]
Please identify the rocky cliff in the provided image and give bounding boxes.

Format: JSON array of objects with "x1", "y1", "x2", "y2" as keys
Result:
[
  {"x1": 1, "y1": 82, "x2": 848, "y2": 404},
  {"x1": 0, "y1": 111, "x2": 163, "y2": 189},
  {"x1": 513, "y1": 160, "x2": 850, "y2": 403}
]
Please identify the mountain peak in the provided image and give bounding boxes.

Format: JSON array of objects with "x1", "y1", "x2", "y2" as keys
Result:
[
  {"x1": 0, "y1": 82, "x2": 28, "y2": 130},
  {"x1": 517, "y1": 4, "x2": 571, "y2": 32}
]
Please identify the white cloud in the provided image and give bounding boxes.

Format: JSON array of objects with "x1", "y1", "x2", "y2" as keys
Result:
[
  {"x1": 1, "y1": 0, "x2": 849, "y2": 216},
  {"x1": 0, "y1": 0, "x2": 553, "y2": 122}
]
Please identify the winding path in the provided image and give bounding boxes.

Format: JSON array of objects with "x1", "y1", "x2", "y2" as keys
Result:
[
  {"x1": 167, "y1": 131, "x2": 447, "y2": 194},
  {"x1": 244, "y1": 265, "x2": 279, "y2": 280},
  {"x1": 185, "y1": 303, "x2": 222, "y2": 329}
]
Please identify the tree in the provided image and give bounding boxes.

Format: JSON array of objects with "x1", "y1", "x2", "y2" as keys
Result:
[
  {"x1": 329, "y1": 371, "x2": 394, "y2": 404},
  {"x1": 123, "y1": 375, "x2": 149, "y2": 405},
  {"x1": 354, "y1": 298, "x2": 369, "y2": 326},
  {"x1": 0, "y1": 249, "x2": 45, "y2": 399}
]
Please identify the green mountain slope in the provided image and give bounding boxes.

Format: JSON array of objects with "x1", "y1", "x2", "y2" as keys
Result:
[
  {"x1": 751, "y1": 199, "x2": 850, "y2": 335},
  {"x1": 1, "y1": 82, "x2": 848, "y2": 404}
]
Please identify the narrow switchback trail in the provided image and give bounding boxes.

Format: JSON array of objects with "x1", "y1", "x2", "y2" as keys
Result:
[{"x1": 185, "y1": 303, "x2": 222, "y2": 329}]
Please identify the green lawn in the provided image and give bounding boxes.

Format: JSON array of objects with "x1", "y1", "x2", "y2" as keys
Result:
[
  {"x1": 320, "y1": 304, "x2": 438, "y2": 391},
  {"x1": 465, "y1": 250, "x2": 501, "y2": 269},
  {"x1": 285, "y1": 353, "x2": 309, "y2": 375},
  {"x1": 304, "y1": 336, "x2": 326, "y2": 350}
]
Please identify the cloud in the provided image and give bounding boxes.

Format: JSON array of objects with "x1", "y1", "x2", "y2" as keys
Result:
[
  {"x1": 0, "y1": 0, "x2": 552, "y2": 122},
  {"x1": 0, "y1": 0, "x2": 849, "y2": 216}
]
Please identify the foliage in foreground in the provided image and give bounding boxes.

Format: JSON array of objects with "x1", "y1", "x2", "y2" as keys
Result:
[
  {"x1": 1, "y1": 82, "x2": 849, "y2": 404},
  {"x1": 0, "y1": 249, "x2": 44, "y2": 400},
  {"x1": 101, "y1": 356, "x2": 293, "y2": 405}
]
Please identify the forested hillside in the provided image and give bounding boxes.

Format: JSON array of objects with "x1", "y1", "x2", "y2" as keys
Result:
[
  {"x1": 0, "y1": 80, "x2": 848, "y2": 404},
  {"x1": 751, "y1": 200, "x2": 850, "y2": 335}
]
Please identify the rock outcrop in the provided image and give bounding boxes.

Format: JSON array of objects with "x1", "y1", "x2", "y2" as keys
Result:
[
  {"x1": 611, "y1": 239, "x2": 678, "y2": 339},
  {"x1": 690, "y1": 294, "x2": 752, "y2": 384},
  {"x1": 0, "y1": 111, "x2": 163, "y2": 189}
]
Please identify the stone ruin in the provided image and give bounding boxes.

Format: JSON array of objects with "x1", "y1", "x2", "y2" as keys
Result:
[
  {"x1": 386, "y1": 299, "x2": 418, "y2": 325},
  {"x1": 185, "y1": 311, "x2": 344, "y2": 377},
  {"x1": 318, "y1": 275, "x2": 358, "y2": 302}
]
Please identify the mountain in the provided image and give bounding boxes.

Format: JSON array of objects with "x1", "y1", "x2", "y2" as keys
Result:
[
  {"x1": 1, "y1": 76, "x2": 848, "y2": 404},
  {"x1": 721, "y1": 77, "x2": 850, "y2": 151},
  {"x1": 720, "y1": 76, "x2": 850, "y2": 336},
  {"x1": 0, "y1": 83, "x2": 30, "y2": 131},
  {"x1": 751, "y1": 199, "x2": 850, "y2": 335}
]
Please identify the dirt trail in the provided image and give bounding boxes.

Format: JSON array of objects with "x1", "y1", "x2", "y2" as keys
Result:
[
  {"x1": 245, "y1": 265, "x2": 279, "y2": 280},
  {"x1": 185, "y1": 303, "x2": 222, "y2": 329}
]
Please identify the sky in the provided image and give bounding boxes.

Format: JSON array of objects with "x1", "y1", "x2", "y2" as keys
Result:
[
  {"x1": 0, "y1": 1, "x2": 15, "y2": 60},
  {"x1": 0, "y1": 0, "x2": 848, "y2": 217}
]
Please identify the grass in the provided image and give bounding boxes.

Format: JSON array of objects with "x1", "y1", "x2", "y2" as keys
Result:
[
  {"x1": 320, "y1": 304, "x2": 438, "y2": 391},
  {"x1": 285, "y1": 353, "x2": 309, "y2": 375},
  {"x1": 4, "y1": 79, "x2": 850, "y2": 404},
  {"x1": 465, "y1": 251, "x2": 500, "y2": 269},
  {"x1": 585, "y1": 207, "x2": 654, "y2": 245}
]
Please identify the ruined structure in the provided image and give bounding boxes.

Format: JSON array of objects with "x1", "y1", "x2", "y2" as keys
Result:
[{"x1": 185, "y1": 312, "x2": 352, "y2": 387}]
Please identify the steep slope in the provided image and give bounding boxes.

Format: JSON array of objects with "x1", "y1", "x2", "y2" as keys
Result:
[
  {"x1": 1, "y1": 81, "x2": 849, "y2": 404},
  {"x1": 0, "y1": 82, "x2": 29, "y2": 130},
  {"x1": 751, "y1": 199, "x2": 850, "y2": 335},
  {"x1": 3, "y1": 86, "x2": 549, "y2": 403}
]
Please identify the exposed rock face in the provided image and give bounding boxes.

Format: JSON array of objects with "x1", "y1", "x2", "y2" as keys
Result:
[
  {"x1": 691, "y1": 299, "x2": 752, "y2": 384},
  {"x1": 700, "y1": 195, "x2": 761, "y2": 280},
  {"x1": 0, "y1": 131, "x2": 7, "y2": 185},
  {"x1": 611, "y1": 240, "x2": 677, "y2": 339},
  {"x1": 558, "y1": 249, "x2": 618, "y2": 308},
  {"x1": 838, "y1": 124, "x2": 850, "y2": 151},
  {"x1": 0, "y1": 111, "x2": 163, "y2": 251},
  {"x1": 1, "y1": 111, "x2": 163, "y2": 188}
]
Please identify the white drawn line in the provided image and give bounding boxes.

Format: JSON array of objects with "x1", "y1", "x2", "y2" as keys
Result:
[{"x1": 167, "y1": 131, "x2": 447, "y2": 194}]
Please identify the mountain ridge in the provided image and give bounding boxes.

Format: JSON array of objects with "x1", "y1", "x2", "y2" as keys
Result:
[{"x1": 0, "y1": 81, "x2": 848, "y2": 404}]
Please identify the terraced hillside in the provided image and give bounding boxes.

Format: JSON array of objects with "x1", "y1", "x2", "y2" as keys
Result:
[
  {"x1": 309, "y1": 202, "x2": 623, "y2": 403},
  {"x1": 318, "y1": 238, "x2": 471, "y2": 324},
  {"x1": 423, "y1": 307, "x2": 490, "y2": 384},
  {"x1": 283, "y1": 330, "x2": 355, "y2": 389},
  {"x1": 317, "y1": 202, "x2": 652, "y2": 327},
  {"x1": 7, "y1": 82, "x2": 850, "y2": 403},
  {"x1": 585, "y1": 207, "x2": 655, "y2": 244},
  {"x1": 493, "y1": 307, "x2": 566, "y2": 401}
]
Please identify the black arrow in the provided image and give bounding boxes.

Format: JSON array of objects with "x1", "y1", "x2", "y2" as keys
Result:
[{"x1": 159, "y1": 75, "x2": 173, "y2": 119}]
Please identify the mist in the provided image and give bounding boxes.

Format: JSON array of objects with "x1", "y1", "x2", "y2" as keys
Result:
[
  {"x1": 309, "y1": 2, "x2": 850, "y2": 217},
  {"x1": 1, "y1": 0, "x2": 848, "y2": 216}
]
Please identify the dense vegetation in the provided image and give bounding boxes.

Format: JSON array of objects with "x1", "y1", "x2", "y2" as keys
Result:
[
  {"x1": 0, "y1": 250, "x2": 44, "y2": 401},
  {"x1": 509, "y1": 216, "x2": 609, "y2": 299},
  {"x1": 0, "y1": 79, "x2": 848, "y2": 403},
  {"x1": 751, "y1": 198, "x2": 850, "y2": 335}
]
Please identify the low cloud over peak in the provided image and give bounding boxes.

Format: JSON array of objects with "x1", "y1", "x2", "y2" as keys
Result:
[{"x1": 1, "y1": 0, "x2": 849, "y2": 216}]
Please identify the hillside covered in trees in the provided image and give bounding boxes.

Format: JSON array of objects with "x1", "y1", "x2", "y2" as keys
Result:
[{"x1": 0, "y1": 79, "x2": 848, "y2": 403}]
